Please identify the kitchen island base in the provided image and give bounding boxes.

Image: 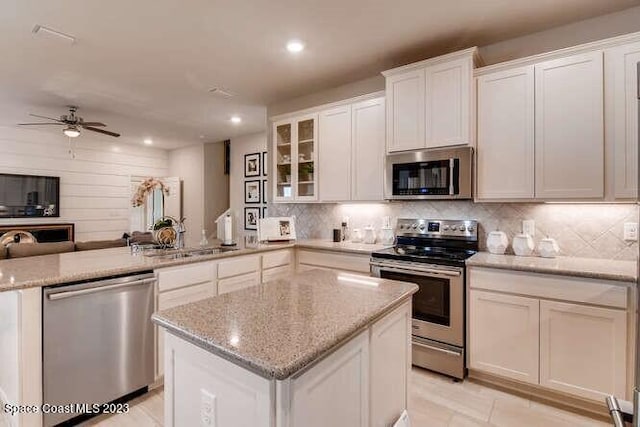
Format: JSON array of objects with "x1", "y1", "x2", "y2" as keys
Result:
[{"x1": 162, "y1": 301, "x2": 411, "y2": 427}]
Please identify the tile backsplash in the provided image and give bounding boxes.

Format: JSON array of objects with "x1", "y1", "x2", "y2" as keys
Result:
[{"x1": 269, "y1": 201, "x2": 639, "y2": 260}]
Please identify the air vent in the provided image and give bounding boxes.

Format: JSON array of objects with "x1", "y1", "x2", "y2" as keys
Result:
[
  {"x1": 208, "y1": 87, "x2": 235, "y2": 98},
  {"x1": 32, "y1": 25, "x2": 76, "y2": 44}
]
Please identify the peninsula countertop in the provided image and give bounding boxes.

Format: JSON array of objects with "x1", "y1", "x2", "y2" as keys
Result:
[
  {"x1": 0, "y1": 242, "x2": 295, "y2": 292},
  {"x1": 467, "y1": 252, "x2": 637, "y2": 283},
  {"x1": 152, "y1": 269, "x2": 418, "y2": 380}
]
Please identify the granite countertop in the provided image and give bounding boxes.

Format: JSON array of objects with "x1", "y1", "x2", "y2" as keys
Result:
[
  {"x1": 295, "y1": 239, "x2": 391, "y2": 254},
  {"x1": 152, "y1": 269, "x2": 417, "y2": 380},
  {"x1": 0, "y1": 241, "x2": 295, "y2": 292},
  {"x1": 467, "y1": 252, "x2": 637, "y2": 283}
]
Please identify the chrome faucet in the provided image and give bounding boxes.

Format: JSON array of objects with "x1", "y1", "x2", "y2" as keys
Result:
[{"x1": 176, "y1": 217, "x2": 186, "y2": 249}]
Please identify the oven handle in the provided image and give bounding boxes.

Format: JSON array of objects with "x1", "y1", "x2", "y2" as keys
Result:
[
  {"x1": 370, "y1": 262, "x2": 461, "y2": 278},
  {"x1": 414, "y1": 340, "x2": 462, "y2": 357},
  {"x1": 449, "y1": 158, "x2": 455, "y2": 195}
]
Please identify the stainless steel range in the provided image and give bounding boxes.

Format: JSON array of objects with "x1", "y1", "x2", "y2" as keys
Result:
[{"x1": 370, "y1": 218, "x2": 478, "y2": 379}]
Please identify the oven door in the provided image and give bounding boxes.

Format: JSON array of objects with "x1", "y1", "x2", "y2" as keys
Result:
[{"x1": 371, "y1": 260, "x2": 464, "y2": 347}]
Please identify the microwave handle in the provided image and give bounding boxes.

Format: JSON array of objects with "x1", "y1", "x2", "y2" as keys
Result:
[{"x1": 449, "y1": 158, "x2": 454, "y2": 195}]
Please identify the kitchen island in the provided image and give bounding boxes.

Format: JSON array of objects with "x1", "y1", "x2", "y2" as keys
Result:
[{"x1": 152, "y1": 269, "x2": 418, "y2": 427}]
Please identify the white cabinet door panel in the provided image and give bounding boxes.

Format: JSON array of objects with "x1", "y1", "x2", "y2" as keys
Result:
[
  {"x1": 370, "y1": 302, "x2": 411, "y2": 427},
  {"x1": 469, "y1": 290, "x2": 539, "y2": 384},
  {"x1": 386, "y1": 69, "x2": 426, "y2": 152},
  {"x1": 352, "y1": 97, "x2": 385, "y2": 201},
  {"x1": 477, "y1": 66, "x2": 534, "y2": 199},
  {"x1": 534, "y1": 51, "x2": 604, "y2": 198},
  {"x1": 217, "y1": 272, "x2": 261, "y2": 295},
  {"x1": 605, "y1": 42, "x2": 640, "y2": 199},
  {"x1": 539, "y1": 300, "x2": 627, "y2": 400},
  {"x1": 290, "y1": 331, "x2": 369, "y2": 427},
  {"x1": 319, "y1": 105, "x2": 352, "y2": 201},
  {"x1": 425, "y1": 58, "x2": 471, "y2": 148}
]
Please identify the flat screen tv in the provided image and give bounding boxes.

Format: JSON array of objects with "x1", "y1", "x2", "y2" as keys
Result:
[{"x1": 0, "y1": 173, "x2": 60, "y2": 218}]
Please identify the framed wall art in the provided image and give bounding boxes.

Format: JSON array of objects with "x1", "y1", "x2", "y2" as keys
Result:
[
  {"x1": 244, "y1": 207, "x2": 260, "y2": 230},
  {"x1": 245, "y1": 180, "x2": 261, "y2": 204},
  {"x1": 244, "y1": 153, "x2": 261, "y2": 177}
]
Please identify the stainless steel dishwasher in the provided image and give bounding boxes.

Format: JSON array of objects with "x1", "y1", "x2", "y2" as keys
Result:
[{"x1": 42, "y1": 272, "x2": 155, "y2": 426}]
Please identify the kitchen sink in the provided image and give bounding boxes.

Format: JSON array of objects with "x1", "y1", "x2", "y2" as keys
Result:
[{"x1": 144, "y1": 246, "x2": 238, "y2": 259}]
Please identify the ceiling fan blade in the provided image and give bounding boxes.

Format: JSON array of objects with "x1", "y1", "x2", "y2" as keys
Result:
[
  {"x1": 18, "y1": 122, "x2": 65, "y2": 126},
  {"x1": 29, "y1": 113, "x2": 64, "y2": 122},
  {"x1": 80, "y1": 122, "x2": 106, "y2": 127},
  {"x1": 84, "y1": 126, "x2": 120, "y2": 137}
]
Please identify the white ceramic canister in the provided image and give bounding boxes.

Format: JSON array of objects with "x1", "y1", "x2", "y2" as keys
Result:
[
  {"x1": 537, "y1": 237, "x2": 560, "y2": 258},
  {"x1": 512, "y1": 233, "x2": 535, "y2": 256},
  {"x1": 486, "y1": 231, "x2": 509, "y2": 255},
  {"x1": 379, "y1": 228, "x2": 394, "y2": 245},
  {"x1": 351, "y1": 228, "x2": 363, "y2": 243}
]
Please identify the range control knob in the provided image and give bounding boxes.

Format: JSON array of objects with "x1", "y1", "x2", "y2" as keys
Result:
[
  {"x1": 443, "y1": 225, "x2": 450, "y2": 231},
  {"x1": 411, "y1": 223, "x2": 417, "y2": 229},
  {"x1": 467, "y1": 225, "x2": 475, "y2": 232},
  {"x1": 399, "y1": 224, "x2": 404, "y2": 230},
  {"x1": 458, "y1": 225, "x2": 466, "y2": 232},
  {"x1": 418, "y1": 224, "x2": 425, "y2": 231}
]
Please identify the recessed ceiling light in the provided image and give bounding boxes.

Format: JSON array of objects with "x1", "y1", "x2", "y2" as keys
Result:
[
  {"x1": 230, "y1": 116, "x2": 242, "y2": 124},
  {"x1": 286, "y1": 40, "x2": 305, "y2": 53},
  {"x1": 144, "y1": 138, "x2": 153, "y2": 145}
]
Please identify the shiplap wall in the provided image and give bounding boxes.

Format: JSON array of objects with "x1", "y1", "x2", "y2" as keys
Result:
[{"x1": 0, "y1": 126, "x2": 169, "y2": 242}]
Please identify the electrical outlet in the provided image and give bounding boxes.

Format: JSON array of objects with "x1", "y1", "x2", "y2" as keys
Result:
[
  {"x1": 624, "y1": 223, "x2": 638, "y2": 241},
  {"x1": 201, "y1": 389, "x2": 216, "y2": 427},
  {"x1": 522, "y1": 220, "x2": 535, "y2": 237}
]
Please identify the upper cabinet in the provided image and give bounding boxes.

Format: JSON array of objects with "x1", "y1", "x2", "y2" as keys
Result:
[
  {"x1": 534, "y1": 51, "x2": 604, "y2": 199},
  {"x1": 477, "y1": 66, "x2": 535, "y2": 199},
  {"x1": 273, "y1": 114, "x2": 318, "y2": 202},
  {"x1": 272, "y1": 95, "x2": 385, "y2": 204},
  {"x1": 605, "y1": 41, "x2": 640, "y2": 199},
  {"x1": 383, "y1": 48, "x2": 478, "y2": 153}
]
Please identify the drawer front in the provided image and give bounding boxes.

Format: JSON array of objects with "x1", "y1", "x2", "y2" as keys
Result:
[
  {"x1": 218, "y1": 272, "x2": 261, "y2": 295},
  {"x1": 262, "y1": 249, "x2": 293, "y2": 269},
  {"x1": 218, "y1": 255, "x2": 260, "y2": 279},
  {"x1": 469, "y1": 267, "x2": 628, "y2": 309},
  {"x1": 158, "y1": 282, "x2": 215, "y2": 311},
  {"x1": 262, "y1": 265, "x2": 292, "y2": 283},
  {"x1": 297, "y1": 249, "x2": 371, "y2": 273},
  {"x1": 157, "y1": 262, "x2": 215, "y2": 293}
]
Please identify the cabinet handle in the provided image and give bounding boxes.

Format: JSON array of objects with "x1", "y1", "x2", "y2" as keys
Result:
[{"x1": 413, "y1": 341, "x2": 462, "y2": 357}]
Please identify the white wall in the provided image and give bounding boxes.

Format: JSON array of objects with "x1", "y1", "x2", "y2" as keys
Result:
[
  {"x1": 168, "y1": 144, "x2": 205, "y2": 247},
  {"x1": 0, "y1": 126, "x2": 169, "y2": 242},
  {"x1": 229, "y1": 132, "x2": 267, "y2": 237}
]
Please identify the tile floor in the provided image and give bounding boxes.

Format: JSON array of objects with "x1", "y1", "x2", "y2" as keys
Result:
[{"x1": 82, "y1": 367, "x2": 611, "y2": 426}]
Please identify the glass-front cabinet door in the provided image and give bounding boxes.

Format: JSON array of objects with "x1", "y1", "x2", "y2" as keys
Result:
[
  {"x1": 274, "y1": 120, "x2": 294, "y2": 201},
  {"x1": 272, "y1": 114, "x2": 318, "y2": 202},
  {"x1": 295, "y1": 114, "x2": 318, "y2": 201}
]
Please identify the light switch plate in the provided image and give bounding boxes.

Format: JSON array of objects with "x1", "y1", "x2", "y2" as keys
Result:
[
  {"x1": 522, "y1": 220, "x2": 535, "y2": 237},
  {"x1": 624, "y1": 223, "x2": 638, "y2": 241}
]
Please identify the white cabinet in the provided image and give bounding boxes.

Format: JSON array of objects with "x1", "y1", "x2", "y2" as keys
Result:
[
  {"x1": 469, "y1": 290, "x2": 539, "y2": 384},
  {"x1": 383, "y1": 48, "x2": 477, "y2": 153},
  {"x1": 534, "y1": 51, "x2": 604, "y2": 198},
  {"x1": 425, "y1": 57, "x2": 472, "y2": 148},
  {"x1": 385, "y1": 69, "x2": 426, "y2": 152},
  {"x1": 273, "y1": 115, "x2": 318, "y2": 202},
  {"x1": 319, "y1": 105, "x2": 352, "y2": 201},
  {"x1": 468, "y1": 266, "x2": 630, "y2": 403},
  {"x1": 290, "y1": 331, "x2": 370, "y2": 427},
  {"x1": 217, "y1": 255, "x2": 261, "y2": 295},
  {"x1": 296, "y1": 249, "x2": 372, "y2": 274},
  {"x1": 218, "y1": 272, "x2": 261, "y2": 295},
  {"x1": 605, "y1": 41, "x2": 640, "y2": 199},
  {"x1": 476, "y1": 66, "x2": 535, "y2": 199},
  {"x1": 351, "y1": 97, "x2": 385, "y2": 201},
  {"x1": 539, "y1": 300, "x2": 627, "y2": 401},
  {"x1": 370, "y1": 302, "x2": 411, "y2": 427}
]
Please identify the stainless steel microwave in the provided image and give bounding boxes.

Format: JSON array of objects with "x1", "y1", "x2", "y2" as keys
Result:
[{"x1": 385, "y1": 147, "x2": 473, "y2": 200}]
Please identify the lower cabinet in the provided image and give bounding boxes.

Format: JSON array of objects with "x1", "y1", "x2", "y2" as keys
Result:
[
  {"x1": 468, "y1": 267, "x2": 630, "y2": 402},
  {"x1": 469, "y1": 290, "x2": 539, "y2": 384},
  {"x1": 296, "y1": 248, "x2": 371, "y2": 274},
  {"x1": 218, "y1": 272, "x2": 261, "y2": 295},
  {"x1": 539, "y1": 300, "x2": 627, "y2": 400}
]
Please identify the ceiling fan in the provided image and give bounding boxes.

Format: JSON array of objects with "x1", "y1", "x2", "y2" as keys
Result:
[{"x1": 18, "y1": 106, "x2": 121, "y2": 138}]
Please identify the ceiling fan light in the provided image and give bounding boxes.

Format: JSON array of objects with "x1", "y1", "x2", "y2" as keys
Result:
[{"x1": 63, "y1": 126, "x2": 80, "y2": 138}]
